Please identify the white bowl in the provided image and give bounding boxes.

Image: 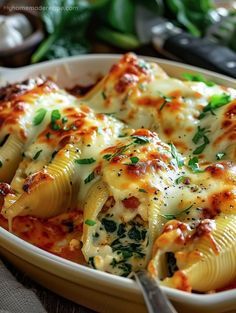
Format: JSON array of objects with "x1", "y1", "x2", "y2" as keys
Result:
[{"x1": 0, "y1": 54, "x2": 235, "y2": 313}]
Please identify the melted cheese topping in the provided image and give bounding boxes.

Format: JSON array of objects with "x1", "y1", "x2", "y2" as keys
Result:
[{"x1": 85, "y1": 53, "x2": 236, "y2": 162}]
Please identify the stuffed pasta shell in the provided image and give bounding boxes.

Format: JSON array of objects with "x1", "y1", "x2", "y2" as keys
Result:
[
  {"x1": 82, "y1": 129, "x2": 179, "y2": 276},
  {"x1": 0, "y1": 77, "x2": 59, "y2": 182},
  {"x1": 84, "y1": 53, "x2": 236, "y2": 162},
  {"x1": 2, "y1": 97, "x2": 125, "y2": 223},
  {"x1": 148, "y1": 161, "x2": 236, "y2": 292},
  {"x1": 82, "y1": 126, "x2": 236, "y2": 283}
]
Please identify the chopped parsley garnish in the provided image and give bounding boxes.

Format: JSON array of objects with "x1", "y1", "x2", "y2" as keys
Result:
[
  {"x1": 175, "y1": 176, "x2": 187, "y2": 184},
  {"x1": 139, "y1": 188, "x2": 147, "y2": 193},
  {"x1": 33, "y1": 149, "x2": 43, "y2": 160},
  {"x1": 101, "y1": 218, "x2": 117, "y2": 233},
  {"x1": 132, "y1": 135, "x2": 150, "y2": 145},
  {"x1": 130, "y1": 156, "x2": 139, "y2": 164},
  {"x1": 159, "y1": 95, "x2": 173, "y2": 111},
  {"x1": 103, "y1": 143, "x2": 133, "y2": 162},
  {"x1": 103, "y1": 136, "x2": 149, "y2": 163},
  {"x1": 33, "y1": 108, "x2": 47, "y2": 126},
  {"x1": 169, "y1": 143, "x2": 184, "y2": 168},
  {"x1": 61, "y1": 116, "x2": 68, "y2": 124},
  {"x1": 103, "y1": 112, "x2": 116, "y2": 116},
  {"x1": 101, "y1": 91, "x2": 107, "y2": 99},
  {"x1": 192, "y1": 126, "x2": 210, "y2": 155},
  {"x1": 51, "y1": 109, "x2": 61, "y2": 130},
  {"x1": 118, "y1": 133, "x2": 128, "y2": 138},
  {"x1": 216, "y1": 152, "x2": 225, "y2": 160},
  {"x1": 84, "y1": 171, "x2": 95, "y2": 184},
  {"x1": 103, "y1": 154, "x2": 112, "y2": 160},
  {"x1": 199, "y1": 93, "x2": 231, "y2": 119},
  {"x1": 161, "y1": 204, "x2": 193, "y2": 220},
  {"x1": 51, "y1": 150, "x2": 58, "y2": 159},
  {"x1": 182, "y1": 72, "x2": 215, "y2": 87},
  {"x1": 188, "y1": 157, "x2": 204, "y2": 173},
  {"x1": 85, "y1": 219, "x2": 96, "y2": 226},
  {"x1": 45, "y1": 132, "x2": 51, "y2": 139},
  {"x1": 75, "y1": 158, "x2": 96, "y2": 165}
]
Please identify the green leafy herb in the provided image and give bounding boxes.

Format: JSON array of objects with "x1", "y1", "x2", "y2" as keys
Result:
[
  {"x1": 103, "y1": 143, "x2": 133, "y2": 162},
  {"x1": 51, "y1": 109, "x2": 61, "y2": 122},
  {"x1": 85, "y1": 219, "x2": 96, "y2": 226},
  {"x1": 216, "y1": 152, "x2": 225, "y2": 160},
  {"x1": 101, "y1": 218, "x2": 117, "y2": 233},
  {"x1": 33, "y1": 149, "x2": 43, "y2": 160},
  {"x1": 139, "y1": 188, "x2": 147, "y2": 193},
  {"x1": 45, "y1": 132, "x2": 51, "y2": 139},
  {"x1": 117, "y1": 223, "x2": 126, "y2": 237},
  {"x1": 33, "y1": 108, "x2": 47, "y2": 126},
  {"x1": 31, "y1": 0, "x2": 221, "y2": 64},
  {"x1": 62, "y1": 116, "x2": 68, "y2": 124},
  {"x1": 188, "y1": 157, "x2": 204, "y2": 173},
  {"x1": 192, "y1": 126, "x2": 210, "y2": 144},
  {"x1": 169, "y1": 143, "x2": 184, "y2": 167},
  {"x1": 31, "y1": 0, "x2": 92, "y2": 63},
  {"x1": 96, "y1": 27, "x2": 140, "y2": 50},
  {"x1": 130, "y1": 156, "x2": 139, "y2": 164},
  {"x1": 51, "y1": 109, "x2": 61, "y2": 130},
  {"x1": 192, "y1": 126, "x2": 210, "y2": 155},
  {"x1": 106, "y1": 0, "x2": 135, "y2": 33},
  {"x1": 193, "y1": 139, "x2": 209, "y2": 154},
  {"x1": 132, "y1": 135, "x2": 150, "y2": 145},
  {"x1": 182, "y1": 73, "x2": 215, "y2": 86},
  {"x1": 128, "y1": 226, "x2": 141, "y2": 241},
  {"x1": 101, "y1": 91, "x2": 107, "y2": 100},
  {"x1": 175, "y1": 176, "x2": 187, "y2": 184},
  {"x1": 103, "y1": 154, "x2": 112, "y2": 160},
  {"x1": 159, "y1": 95, "x2": 173, "y2": 111},
  {"x1": 84, "y1": 171, "x2": 95, "y2": 184},
  {"x1": 75, "y1": 158, "x2": 96, "y2": 165},
  {"x1": 51, "y1": 150, "x2": 58, "y2": 160},
  {"x1": 199, "y1": 93, "x2": 231, "y2": 119},
  {"x1": 161, "y1": 204, "x2": 193, "y2": 220},
  {"x1": 118, "y1": 133, "x2": 128, "y2": 138}
]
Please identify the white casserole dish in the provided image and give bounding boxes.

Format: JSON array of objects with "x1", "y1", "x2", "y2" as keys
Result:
[{"x1": 0, "y1": 54, "x2": 235, "y2": 313}]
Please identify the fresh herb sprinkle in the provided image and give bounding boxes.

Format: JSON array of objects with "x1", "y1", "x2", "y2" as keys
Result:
[
  {"x1": 169, "y1": 143, "x2": 184, "y2": 168},
  {"x1": 188, "y1": 157, "x2": 204, "y2": 173},
  {"x1": 216, "y1": 152, "x2": 225, "y2": 160},
  {"x1": 84, "y1": 171, "x2": 95, "y2": 184},
  {"x1": 33, "y1": 149, "x2": 43, "y2": 160},
  {"x1": 199, "y1": 93, "x2": 231, "y2": 119},
  {"x1": 33, "y1": 108, "x2": 47, "y2": 126},
  {"x1": 85, "y1": 219, "x2": 96, "y2": 226},
  {"x1": 75, "y1": 158, "x2": 96, "y2": 165}
]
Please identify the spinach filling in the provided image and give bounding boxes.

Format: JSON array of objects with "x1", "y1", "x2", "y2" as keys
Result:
[
  {"x1": 93, "y1": 215, "x2": 148, "y2": 277},
  {"x1": 166, "y1": 252, "x2": 178, "y2": 277}
]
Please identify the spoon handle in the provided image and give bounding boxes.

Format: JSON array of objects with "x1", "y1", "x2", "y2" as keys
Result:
[{"x1": 134, "y1": 270, "x2": 178, "y2": 313}]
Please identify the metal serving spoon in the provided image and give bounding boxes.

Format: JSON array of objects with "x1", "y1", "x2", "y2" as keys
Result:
[{"x1": 134, "y1": 270, "x2": 178, "y2": 313}]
